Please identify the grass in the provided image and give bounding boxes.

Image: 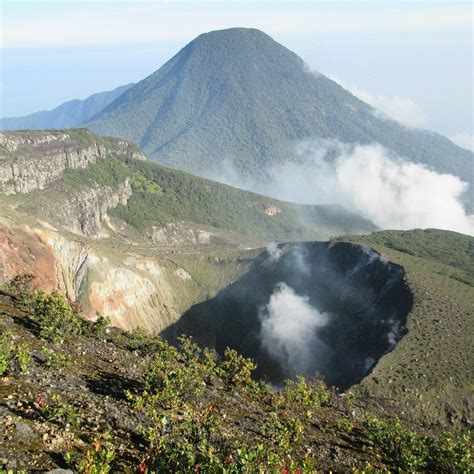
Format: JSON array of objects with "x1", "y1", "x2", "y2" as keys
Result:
[
  {"x1": 109, "y1": 157, "x2": 373, "y2": 241},
  {"x1": 53, "y1": 132, "x2": 374, "y2": 243},
  {"x1": 340, "y1": 230, "x2": 474, "y2": 428},
  {"x1": 351, "y1": 229, "x2": 474, "y2": 286}
]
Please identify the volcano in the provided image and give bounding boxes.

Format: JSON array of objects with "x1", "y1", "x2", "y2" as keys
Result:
[{"x1": 86, "y1": 28, "x2": 472, "y2": 191}]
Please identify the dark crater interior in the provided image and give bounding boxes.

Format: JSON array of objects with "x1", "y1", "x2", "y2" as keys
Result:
[{"x1": 163, "y1": 242, "x2": 413, "y2": 390}]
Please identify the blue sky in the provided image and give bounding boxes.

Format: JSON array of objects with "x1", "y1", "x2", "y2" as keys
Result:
[{"x1": 1, "y1": 1, "x2": 472, "y2": 148}]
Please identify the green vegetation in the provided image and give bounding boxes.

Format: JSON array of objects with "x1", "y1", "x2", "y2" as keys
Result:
[
  {"x1": 30, "y1": 291, "x2": 84, "y2": 343},
  {"x1": 91, "y1": 314, "x2": 111, "y2": 340},
  {"x1": 111, "y1": 157, "x2": 373, "y2": 240},
  {"x1": 0, "y1": 330, "x2": 31, "y2": 375},
  {"x1": 63, "y1": 152, "x2": 130, "y2": 191},
  {"x1": 40, "y1": 347, "x2": 72, "y2": 371},
  {"x1": 58, "y1": 140, "x2": 374, "y2": 240},
  {"x1": 348, "y1": 228, "x2": 474, "y2": 285},
  {"x1": 0, "y1": 276, "x2": 471, "y2": 472},
  {"x1": 364, "y1": 415, "x2": 471, "y2": 472}
]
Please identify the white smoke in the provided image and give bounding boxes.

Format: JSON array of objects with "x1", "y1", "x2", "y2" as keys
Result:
[
  {"x1": 386, "y1": 318, "x2": 402, "y2": 349},
  {"x1": 269, "y1": 140, "x2": 474, "y2": 235},
  {"x1": 259, "y1": 282, "x2": 328, "y2": 376},
  {"x1": 266, "y1": 242, "x2": 283, "y2": 262}
]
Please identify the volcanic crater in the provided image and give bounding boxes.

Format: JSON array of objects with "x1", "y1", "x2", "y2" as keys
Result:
[{"x1": 164, "y1": 242, "x2": 413, "y2": 390}]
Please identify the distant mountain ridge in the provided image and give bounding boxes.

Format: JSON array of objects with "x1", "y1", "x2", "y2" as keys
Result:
[
  {"x1": 84, "y1": 28, "x2": 472, "y2": 190},
  {"x1": 0, "y1": 83, "x2": 133, "y2": 130}
]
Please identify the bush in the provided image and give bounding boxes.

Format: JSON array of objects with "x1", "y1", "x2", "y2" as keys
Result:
[
  {"x1": 35, "y1": 393, "x2": 81, "y2": 429},
  {"x1": 4, "y1": 272, "x2": 35, "y2": 306},
  {"x1": 30, "y1": 291, "x2": 84, "y2": 343},
  {"x1": 0, "y1": 330, "x2": 31, "y2": 375},
  {"x1": 66, "y1": 432, "x2": 115, "y2": 474},
  {"x1": 91, "y1": 314, "x2": 111, "y2": 340},
  {"x1": 218, "y1": 347, "x2": 257, "y2": 389},
  {"x1": 282, "y1": 376, "x2": 330, "y2": 415},
  {"x1": 5, "y1": 272, "x2": 34, "y2": 295},
  {"x1": 40, "y1": 347, "x2": 72, "y2": 371},
  {"x1": 364, "y1": 415, "x2": 473, "y2": 472}
]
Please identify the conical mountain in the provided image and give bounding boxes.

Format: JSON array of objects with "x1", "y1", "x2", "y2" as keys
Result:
[{"x1": 86, "y1": 28, "x2": 472, "y2": 187}]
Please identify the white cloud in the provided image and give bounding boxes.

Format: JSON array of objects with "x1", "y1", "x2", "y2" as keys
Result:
[
  {"x1": 268, "y1": 140, "x2": 474, "y2": 236},
  {"x1": 2, "y1": 3, "x2": 472, "y2": 49},
  {"x1": 349, "y1": 86, "x2": 428, "y2": 128},
  {"x1": 330, "y1": 76, "x2": 428, "y2": 128},
  {"x1": 449, "y1": 133, "x2": 474, "y2": 151}
]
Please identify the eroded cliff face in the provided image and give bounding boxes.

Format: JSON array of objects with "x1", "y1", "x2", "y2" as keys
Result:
[
  {"x1": 0, "y1": 130, "x2": 144, "y2": 239},
  {"x1": 0, "y1": 130, "x2": 145, "y2": 195},
  {"x1": 0, "y1": 219, "x2": 214, "y2": 333},
  {"x1": 57, "y1": 179, "x2": 133, "y2": 238}
]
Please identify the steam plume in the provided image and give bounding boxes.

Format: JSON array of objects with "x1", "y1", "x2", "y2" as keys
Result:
[{"x1": 259, "y1": 282, "x2": 328, "y2": 377}]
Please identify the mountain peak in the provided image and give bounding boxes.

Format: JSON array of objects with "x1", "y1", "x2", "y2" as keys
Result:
[
  {"x1": 194, "y1": 27, "x2": 271, "y2": 41},
  {"x1": 189, "y1": 27, "x2": 278, "y2": 51},
  {"x1": 177, "y1": 26, "x2": 305, "y2": 74}
]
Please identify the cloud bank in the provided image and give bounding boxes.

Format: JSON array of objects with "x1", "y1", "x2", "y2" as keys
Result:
[
  {"x1": 3, "y1": 4, "x2": 472, "y2": 49},
  {"x1": 269, "y1": 140, "x2": 473, "y2": 235},
  {"x1": 349, "y1": 86, "x2": 428, "y2": 128}
]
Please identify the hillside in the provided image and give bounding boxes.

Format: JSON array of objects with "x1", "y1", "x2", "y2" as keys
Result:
[
  {"x1": 0, "y1": 129, "x2": 374, "y2": 334},
  {"x1": 0, "y1": 130, "x2": 472, "y2": 442},
  {"x1": 86, "y1": 28, "x2": 473, "y2": 190},
  {"x1": 0, "y1": 83, "x2": 133, "y2": 131},
  {"x1": 1, "y1": 129, "x2": 375, "y2": 244},
  {"x1": 0, "y1": 285, "x2": 471, "y2": 472},
  {"x1": 338, "y1": 230, "x2": 474, "y2": 427}
]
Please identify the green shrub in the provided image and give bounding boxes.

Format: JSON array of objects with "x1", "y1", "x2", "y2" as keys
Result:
[
  {"x1": 335, "y1": 417, "x2": 354, "y2": 433},
  {"x1": 91, "y1": 314, "x2": 111, "y2": 340},
  {"x1": 141, "y1": 339, "x2": 206, "y2": 410},
  {"x1": 31, "y1": 291, "x2": 84, "y2": 343},
  {"x1": 365, "y1": 415, "x2": 429, "y2": 471},
  {"x1": 141, "y1": 406, "x2": 284, "y2": 472},
  {"x1": 126, "y1": 327, "x2": 152, "y2": 351},
  {"x1": 4, "y1": 272, "x2": 35, "y2": 305},
  {"x1": 364, "y1": 415, "x2": 473, "y2": 472},
  {"x1": 425, "y1": 432, "x2": 472, "y2": 473},
  {"x1": 74, "y1": 433, "x2": 115, "y2": 474},
  {"x1": 282, "y1": 376, "x2": 330, "y2": 416},
  {"x1": 0, "y1": 331, "x2": 31, "y2": 375},
  {"x1": 35, "y1": 393, "x2": 81, "y2": 430},
  {"x1": 218, "y1": 347, "x2": 257, "y2": 389},
  {"x1": 40, "y1": 347, "x2": 72, "y2": 371},
  {"x1": 5, "y1": 272, "x2": 34, "y2": 295}
]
